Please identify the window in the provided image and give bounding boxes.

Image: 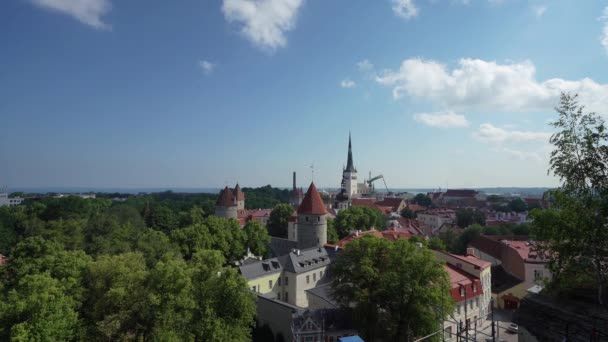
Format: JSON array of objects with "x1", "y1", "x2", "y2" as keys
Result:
[
  {"x1": 445, "y1": 326, "x2": 452, "y2": 338},
  {"x1": 252, "y1": 286, "x2": 256, "y2": 292},
  {"x1": 313, "y1": 273, "x2": 316, "y2": 281},
  {"x1": 285, "y1": 277, "x2": 289, "y2": 286},
  {"x1": 320, "y1": 270, "x2": 324, "y2": 277},
  {"x1": 285, "y1": 292, "x2": 288, "y2": 302},
  {"x1": 306, "y1": 275, "x2": 310, "y2": 284},
  {"x1": 457, "y1": 304, "x2": 461, "y2": 315},
  {"x1": 277, "y1": 293, "x2": 281, "y2": 300},
  {"x1": 460, "y1": 287, "x2": 465, "y2": 297},
  {"x1": 476, "y1": 297, "x2": 479, "y2": 308},
  {"x1": 306, "y1": 216, "x2": 309, "y2": 222},
  {"x1": 278, "y1": 278, "x2": 281, "y2": 286},
  {"x1": 534, "y1": 270, "x2": 544, "y2": 281},
  {"x1": 317, "y1": 216, "x2": 320, "y2": 222},
  {"x1": 269, "y1": 280, "x2": 273, "y2": 289},
  {"x1": 470, "y1": 300, "x2": 473, "y2": 310},
  {"x1": 473, "y1": 284, "x2": 477, "y2": 292}
]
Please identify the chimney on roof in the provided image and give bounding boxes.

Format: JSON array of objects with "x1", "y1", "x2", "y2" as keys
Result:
[{"x1": 466, "y1": 248, "x2": 476, "y2": 257}]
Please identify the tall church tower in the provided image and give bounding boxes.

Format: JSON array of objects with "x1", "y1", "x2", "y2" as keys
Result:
[
  {"x1": 342, "y1": 133, "x2": 358, "y2": 198},
  {"x1": 297, "y1": 182, "x2": 328, "y2": 249}
]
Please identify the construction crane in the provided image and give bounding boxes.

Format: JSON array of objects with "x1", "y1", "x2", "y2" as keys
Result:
[{"x1": 367, "y1": 174, "x2": 390, "y2": 194}]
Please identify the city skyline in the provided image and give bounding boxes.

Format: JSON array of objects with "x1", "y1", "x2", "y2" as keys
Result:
[{"x1": 2, "y1": 1, "x2": 608, "y2": 188}]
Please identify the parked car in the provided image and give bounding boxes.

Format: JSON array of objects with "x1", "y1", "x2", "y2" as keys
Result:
[{"x1": 507, "y1": 323, "x2": 519, "y2": 333}]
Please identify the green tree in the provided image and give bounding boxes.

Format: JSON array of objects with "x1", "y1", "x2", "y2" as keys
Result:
[
  {"x1": 85, "y1": 252, "x2": 149, "y2": 340},
  {"x1": 267, "y1": 204, "x2": 294, "y2": 238},
  {"x1": 327, "y1": 218, "x2": 339, "y2": 244},
  {"x1": 508, "y1": 198, "x2": 528, "y2": 212},
  {"x1": 146, "y1": 258, "x2": 196, "y2": 340},
  {"x1": 134, "y1": 228, "x2": 180, "y2": 267},
  {"x1": 334, "y1": 206, "x2": 385, "y2": 238},
  {"x1": 455, "y1": 208, "x2": 485, "y2": 228},
  {"x1": 146, "y1": 204, "x2": 177, "y2": 233},
  {"x1": 438, "y1": 229, "x2": 461, "y2": 254},
  {"x1": 454, "y1": 224, "x2": 483, "y2": 254},
  {"x1": 0, "y1": 273, "x2": 80, "y2": 342},
  {"x1": 189, "y1": 250, "x2": 256, "y2": 341},
  {"x1": 243, "y1": 221, "x2": 271, "y2": 257},
  {"x1": 400, "y1": 207, "x2": 416, "y2": 219},
  {"x1": 412, "y1": 193, "x2": 432, "y2": 207},
  {"x1": 331, "y1": 236, "x2": 452, "y2": 341},
  {"x1": 428, "y1": 237, "x2": 447, "y2": 251},
  {"x1": 531, "y1": 93, "x2": 608, "y2": 305}
]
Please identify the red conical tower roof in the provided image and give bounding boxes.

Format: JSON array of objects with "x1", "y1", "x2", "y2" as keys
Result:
[
  {"x1": 297, "y1": 182, "x2": 328, "y2": 215},
  {"x1": 234, "y1": 183, "x2": 245, "y2": 201},
  {"x1": 216, "y1": 186, "x2": 236, "y2": 207}
]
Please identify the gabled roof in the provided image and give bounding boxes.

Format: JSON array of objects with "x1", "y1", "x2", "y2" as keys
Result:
[
  {"x1": 238, "y1": 257, "x2": 283, "y2": 280},
  {"x1": 280, "y1": 247, "x2": 331, "y2": 273},
  {"x1": 375, "y1": 197, "x2": 405, "y2": 212},
  {"x1": 298, "y1": 182, "x2": 328, "y2": 215},
  {"x1": 216, "y1": 186, "x2": 236, "y2": 207},
  {"x1": 234, "y1": 183, "x2": 245, "y2": 201}
]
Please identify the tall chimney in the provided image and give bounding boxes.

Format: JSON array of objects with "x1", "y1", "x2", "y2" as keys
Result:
[{"x1": 293, "y1": 172, "x2": 296, "y2": 191}]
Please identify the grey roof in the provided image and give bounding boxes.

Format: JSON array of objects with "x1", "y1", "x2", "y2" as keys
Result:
[
  {"x1": 305, "y1": 282, "x2": 337, "y2": 307},
  {"x1": 280, "y1": 247, "x2": 331, "y2": 274},
  {"x1": 269, "y1": 237, "x2": 297, "y2": 257},
  {"x1": 238, "y1": 257, "x2": 282, "y2": 280}
]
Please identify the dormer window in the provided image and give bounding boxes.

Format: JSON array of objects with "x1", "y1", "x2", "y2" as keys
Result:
[
  {"x1": 473, "y1": 284, "x2": 477, "y2": 292},
  {"x1": 460, "y1": 287, "x2": 465, "y2": 297}
]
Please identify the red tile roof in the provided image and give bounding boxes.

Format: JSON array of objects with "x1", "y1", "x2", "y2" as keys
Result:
[
  {"x1": 375, "y1": 197, "x2": 405, "y2": 212},
  {"x1": 445, "y1": 264, "x2": 483, "y2": 302},
  {"x1": 234, "y1": 183, "x2": 245, "y2": 201},
  {"x1": 297, "y1": 182, "x2": 328, "y2": 215},
  {"x1": 437, "y1": 251, "x2": 491, "y2": 269},
  {"x1": 351, "y1": 198, "x2": 376, "y2": 206},
  {"x1": 216, "y1": 186, "x2": 236, "y2": 207}
]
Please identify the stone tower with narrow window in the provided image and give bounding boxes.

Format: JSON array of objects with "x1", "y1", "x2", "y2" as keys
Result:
[{"x1": 296, "y1": 182, "x2": 327, "y2": 249}]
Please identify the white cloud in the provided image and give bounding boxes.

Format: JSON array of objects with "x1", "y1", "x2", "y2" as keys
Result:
[
  {"x1": 29, "y1": 0, "x2": 111, "y2": 29},
  {"x1": 222, "y1": 0, "x2": 304, "y2": 51},
  {"x1": 357, "y1": 59, "x2": 374, "y2": 71},
  {"x1": 413, "y1": 110, "x2": 469, "y2": 128},
  {"x1": 601, "y1": 6, "x2": 608, "y2": 56},
  {"x1": 392, "y1": 0, "x2": 418, "y2": 19},
  {"x1": 533, "y1": 5, "x2": 547, "y2": 18},
  {"x1": 473, "y1": 123, "x2": 551, "y2": 144},
  {"x1": 502, "y1": 148, "x2": 543, "y2": 163},
  {"x1": 30, "y1": 0, "x2": 112, "y2": 30},
  {"x1": 340, "y1": 79, "x2": 356, "y2": 88},
  {"x1": 198, "y1": 60, "x2": 216, "y2": 75},
  {"x1": 375, "y1": 58, "x2": 608, "y2": 114}
]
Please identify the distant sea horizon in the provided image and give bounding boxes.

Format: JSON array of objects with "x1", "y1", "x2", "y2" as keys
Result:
[{"x1": 9, "y1": 186, "x2": 553, "y2": 197}]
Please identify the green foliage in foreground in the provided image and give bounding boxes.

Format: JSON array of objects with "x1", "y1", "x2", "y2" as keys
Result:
[
  {"x1": 0, "y1": 193, "x2": 266, "y2": 341},
  {"x1": 331, "y1": 236, "x2": 453, "y2": 342}
]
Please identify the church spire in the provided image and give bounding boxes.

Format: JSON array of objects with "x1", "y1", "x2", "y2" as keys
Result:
[{"x1": 345, "y1": 132, "x2": 356, "y2": 172}]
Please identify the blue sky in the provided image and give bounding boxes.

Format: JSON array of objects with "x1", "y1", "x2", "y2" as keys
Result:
[{"x1": 1, "y1": 0, "x2": 608, "y2": 189}]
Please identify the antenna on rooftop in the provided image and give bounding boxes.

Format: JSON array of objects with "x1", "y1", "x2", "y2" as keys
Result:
[{"x1": 310, "y1": 163, "x2": 315, "y2": 183}]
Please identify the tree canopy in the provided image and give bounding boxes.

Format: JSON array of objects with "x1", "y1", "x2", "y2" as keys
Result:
[
  {"x1": 0, "y1": 191, "x2": 262, "y2": 340},
  {"x1": 267, "y1": 204, "x2": 294, "y2": 238},
  {"x1": 531, "y1": 93, "x2": 608, "y2": 305},
  {"x1": 334, "y1": 206, "x2": 386, "y2": 238},
  {"x1": 331, "y1": 236, "x2": 452, "y2": 341}
]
